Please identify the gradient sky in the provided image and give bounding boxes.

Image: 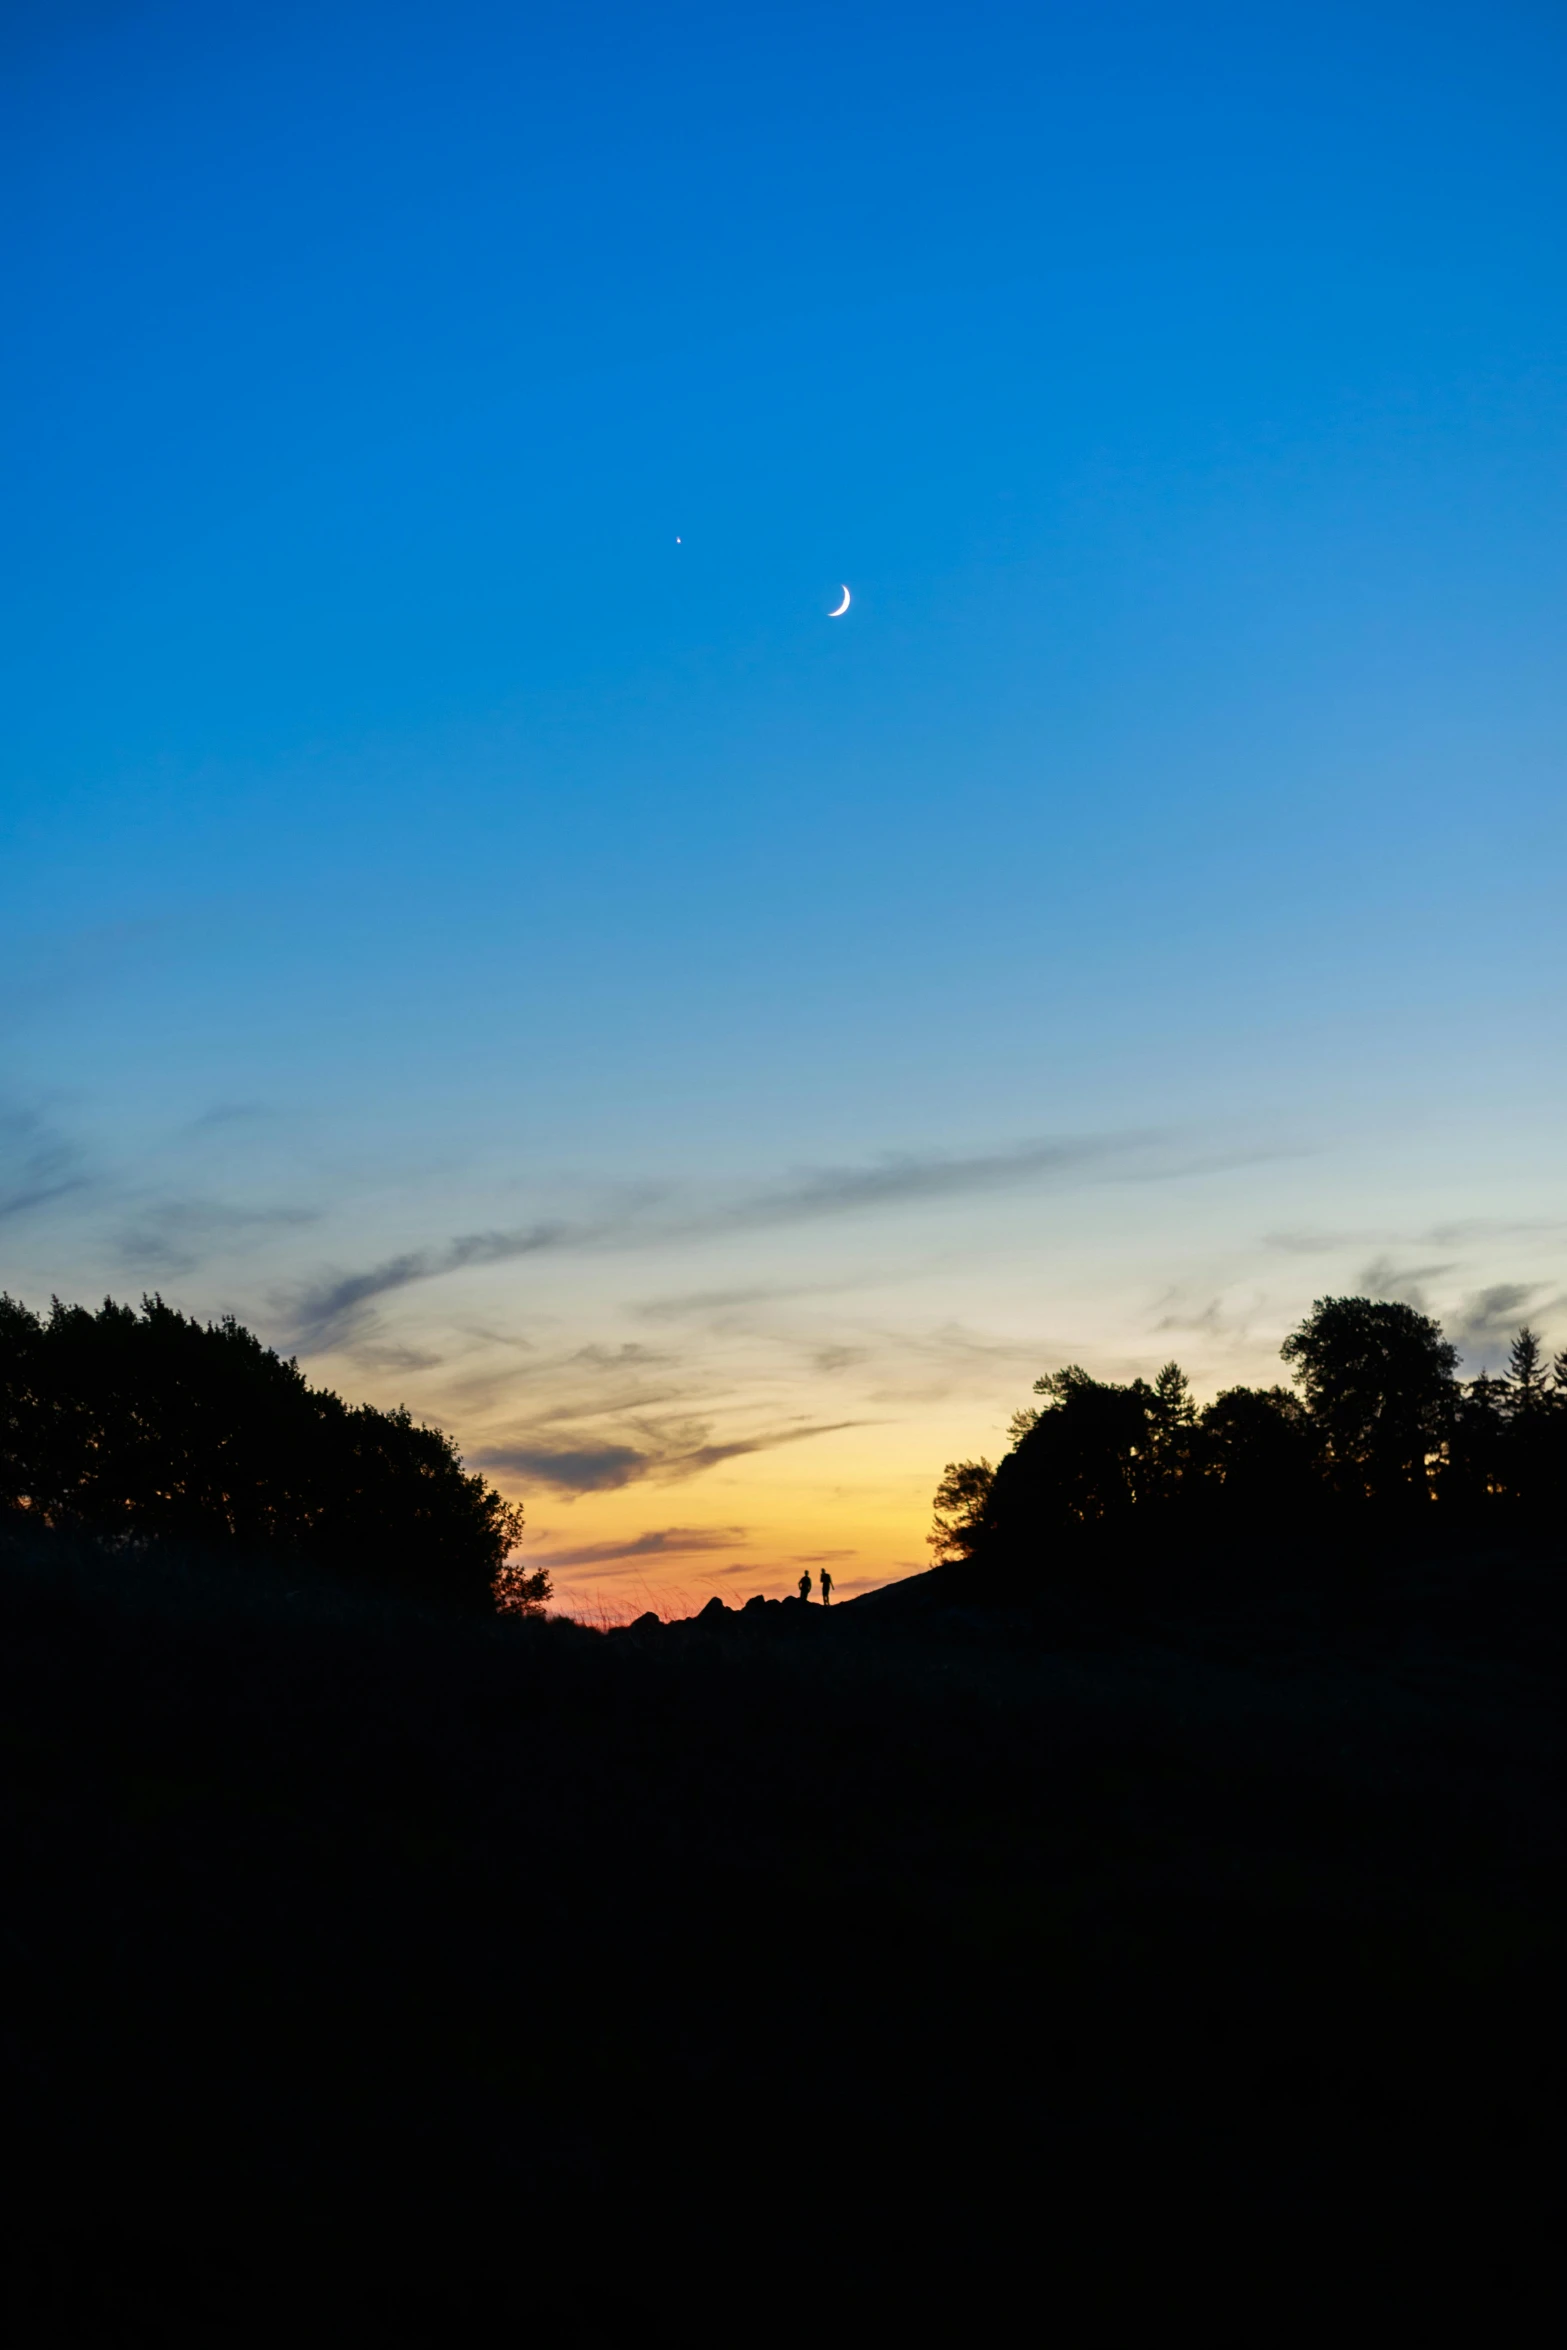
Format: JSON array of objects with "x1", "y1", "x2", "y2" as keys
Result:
[{"x1": 4, "y1": 0, "x2": 1566, "y2": 1615}]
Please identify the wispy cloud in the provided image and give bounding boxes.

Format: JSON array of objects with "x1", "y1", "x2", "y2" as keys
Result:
[
  {"x1": 283, "y1": 1129, "x2": 1282, "y2": 1352},
  {"x1": 668, "y1": 1421, "x2": 863, "y2": 1475},
  {"x1": 444, "y1": 1342, "x2": 687, "y2": 1422},
  {"x1": 473, "y1": 1416, "x2": 863, "y2": 1495},
  {"x1": 695, "y1": 1130, "x2": 1292, "y2": 1237},
  {"x1": 856, "y1": 1319, "x2": 1054, "y2": 1406},
  {"x1": 527, "y1": 1525, "x2": 747, "y2": 1568},
  {"x1": 1152, "y1": 1291, "x2": 1236, "y2": 1336},
  {"x1": 0, "y1": 1103, "x2": 89, "y2": 1222},
  {"x1": 0, "y1": 917, "x2": 168, "y2": 1036},
  {"x1": 183, "y1": 1102, "x2": 274, "y2": 1134},
  {"x1": 116, "y1": 1198, "x2": 319, "y2": 1277},
  {"x1": 1424, "y1": 1218, "x2": 1567, "y2": 1247},
  {"x1": 283, "y1": 1219, "x2": 595, "y2": 1349},
  {"x1": 1448, "y1": 1282, "x2": 1546, "y2": 1362},
  {"x1": 631, "y1": 1279, "x2": 850, "y2": 1325},
  {"x1": 1358, "y1": 1254, "x2": 1456, "y2": 1311},
  {"x1": 712, "y1": 1135, "x2": 1149, "y2": 1228},
  {"x1": 1263, "y1": 1228, "x2": 1356, "y2": 1256},
  {"x1": 1270, "y1": 1219, "x2": 1567, "y2": 1264},
  {"x1": 468, "y1": 1440, "x2": 650, "y2": 1494}
]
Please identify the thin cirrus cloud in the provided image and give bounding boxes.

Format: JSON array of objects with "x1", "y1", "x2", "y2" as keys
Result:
[
  {"x1": 0, "y1": 917, "x2": 169, "y2": 1037},
  {"x1": 630, "y1": 1280, "x2": 854, "y2": 1326},
  {"x1": 525, "y1": 1525, "x2": 747, "y2": 1568},
  {"x1": 116, "y1": 1199, "x2": 320, "y2": 1277},
  {"x1": 472, "y1": 1418, "x2": 864, "y2": 1495},
  {"x1": 711, "y1": 1134, "x2": 1165, "y2": 1227},
  {"x1": 281, "y1": 1128, "x2": 1284, "y2": 1352},
  {"x1": 1447, "y1": 1282, "x2": 1550, "y2": 1359},
  {"x1": 1357, "y1": 1255, "x2": 1458, "y2": 1311},
  {"x1": 1263, "y1": 1229, "x2": 1351, "y2": 1256},
  {"x1": 1153, "y1": 1295, "x2": 1233, "y2": 1336},
  {"x1": 468, "y1": 1440, "x2": 648, "y2": 1494},
  {"x1": 0, "y1": 1103, "x2": 89, "y2": 1223},
  {"x1": 281, "y1": 1219, "x2": 591, "y2": 1351}
]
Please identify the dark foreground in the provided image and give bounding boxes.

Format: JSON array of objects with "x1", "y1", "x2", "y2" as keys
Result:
[{"x1": 3, "y1": 1537, "x2": 1564, "y2": 2341}]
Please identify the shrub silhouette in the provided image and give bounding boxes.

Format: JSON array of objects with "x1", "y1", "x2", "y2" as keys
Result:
[{"x1": 0, "y1": 1292, "x2": 541, "y2": 1612}]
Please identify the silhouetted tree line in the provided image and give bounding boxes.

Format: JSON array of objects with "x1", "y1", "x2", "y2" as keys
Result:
[
  {"x1": 0, "y1": 1293, "x2": 546, "y2": 1613},
  {"x1": 931, "y1": 1296, "x2": 1567, "y2": 1574}
]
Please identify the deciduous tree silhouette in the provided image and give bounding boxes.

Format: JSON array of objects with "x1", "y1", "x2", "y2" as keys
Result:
[
  {"x1": 1279, "y1": 1296, "x2": 1459, "y2": 1504},
  {"x1": 984, "y1": 1367, "x2": 1158, "y2": 1551},
  {"x1": 1196, "y1": 1383, "x2": 1320, "y2": 1517},
  {"x1": 927, "y1": 1458, "x2": 995, "y2": 1561},
  {"x1": 936, "y1": 1293, "x2": 1567, "y2": 1586},
  {"x1": 0, "y1": 1294, "x2": 537, "y2": 1613}
]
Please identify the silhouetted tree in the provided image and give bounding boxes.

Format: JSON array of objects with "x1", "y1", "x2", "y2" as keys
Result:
[
  {"x1": 1508, "y1": 1327, "x2": 1549, "y2": 1411},
  {"x1": 982, "y1": 1367, "x2": 1156, "y2": 1558},
  {"x1": 1196, "y1": 1383, "x2": 1320, "y2": 1518},
  {"x1": 1145, "y1": 1361, "x2": 1198, "y2": 1503},
  {"x1": 1441, "y1": 1367, "x2": 1508, "y2": 1513},
  {"x1": 1279, "y1": 1296, "x2": 1458, "y2": 1505},
  {"x1": 493, "y1": 1556, "x2": 556, "y2": 1615},
  {"x1": 928, "y1": 1459, "x2": 995, "y2": 1562},
  {"x1": 0, "y1": 1294, "x2": 537, "y2": 1613},
  {"x1": 1458, "y1": 1325, "x2": 1567, "y2": 1519},
  {"x1": 931, "y1": 1292, "x2": 1566, "y2": 1591}
]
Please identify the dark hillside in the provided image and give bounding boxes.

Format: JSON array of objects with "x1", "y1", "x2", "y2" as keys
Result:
[{"x1": 4, "y1": 1530, "x2": 1563, "y2": 2340}]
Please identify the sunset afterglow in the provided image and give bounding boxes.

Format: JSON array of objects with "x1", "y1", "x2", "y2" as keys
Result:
[{"x1": 3, "y1": 1, "x2": 1564, "y2": 1620}]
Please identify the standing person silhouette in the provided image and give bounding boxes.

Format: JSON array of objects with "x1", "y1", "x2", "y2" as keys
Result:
[
  {"x1": 819, "y1": 1568, "x2": 833, "y2": 1607},
  {"x1": 798, "y1": 1569, "x2": 812, "y2": 1602}
]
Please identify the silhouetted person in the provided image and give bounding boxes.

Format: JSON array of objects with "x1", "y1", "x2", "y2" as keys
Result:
[
  {"x1": 798, "y1": 1569, "x2": 812, "y2": 1602},
  {"x1": 820, "y1": 1568, "x2": 833, "y2": 1606}
]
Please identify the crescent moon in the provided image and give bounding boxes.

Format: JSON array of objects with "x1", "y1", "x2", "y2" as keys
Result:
[{"x1": 829, "y1": 584, "x2": 850, "y2": 617}]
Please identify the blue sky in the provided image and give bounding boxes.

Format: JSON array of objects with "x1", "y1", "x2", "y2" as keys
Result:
[{"x1": 4, "y1": 1, "x2": 1566, "y2": 1610}]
